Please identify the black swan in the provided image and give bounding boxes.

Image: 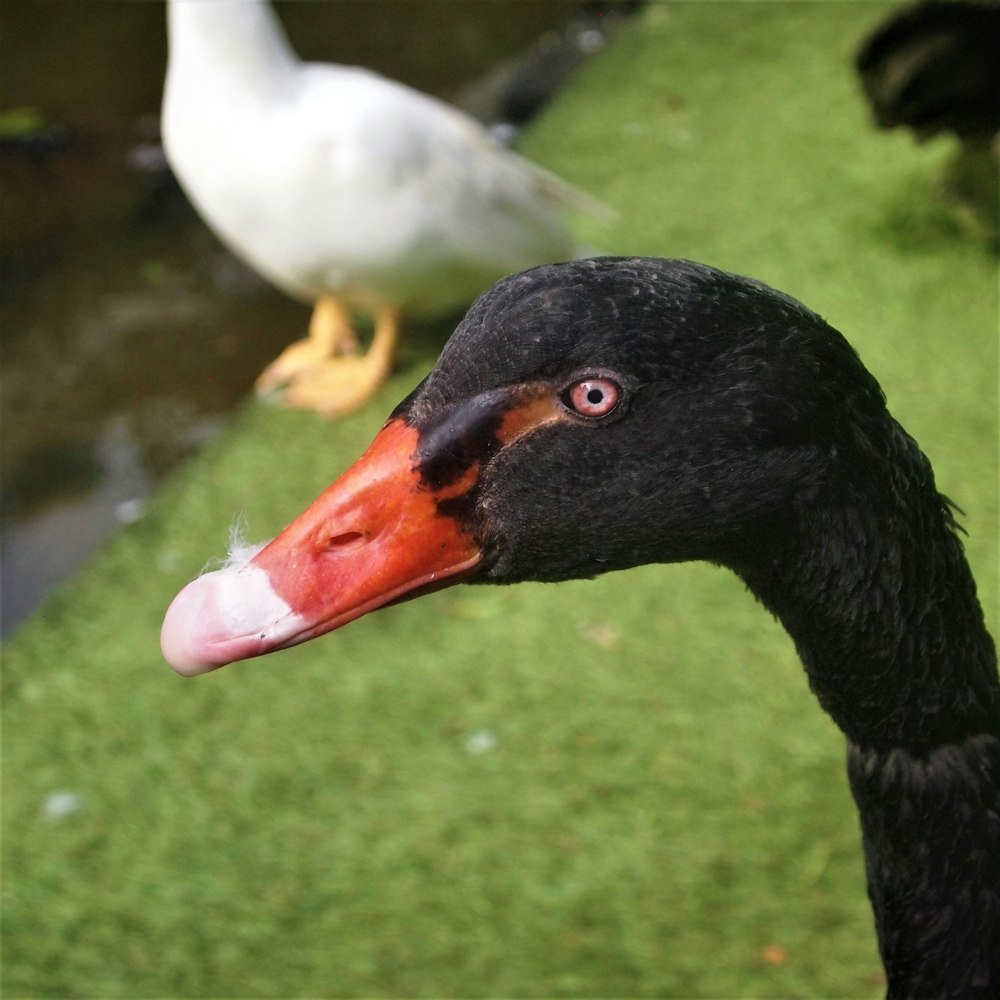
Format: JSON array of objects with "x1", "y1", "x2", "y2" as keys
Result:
[
  {"x1": 856, "y1": 0, "x2": 1000, "y2": 142},
  {"x1": 161, "y1": 257, "x2": 999, "y2": 997},
  {"x1": 855, "y1": 0, "x2": 1000, "y2": 244}
]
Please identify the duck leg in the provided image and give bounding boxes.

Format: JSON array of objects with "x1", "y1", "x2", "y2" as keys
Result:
[
  {"x1": 255, "y1": 296, "x2": 360, "y2": 397},
  {"x1": 280, "y1": 305, "x2": 401, "y2": 417}
]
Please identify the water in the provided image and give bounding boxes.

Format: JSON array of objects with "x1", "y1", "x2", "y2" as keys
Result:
[{"x1": 0, "y1": 0, "x2": 625, "y2": 635}]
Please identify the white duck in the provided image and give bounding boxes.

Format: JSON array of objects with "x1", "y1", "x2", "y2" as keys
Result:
[{"x1": 162, "y1": 0, "x2": 599, "y2": 416}]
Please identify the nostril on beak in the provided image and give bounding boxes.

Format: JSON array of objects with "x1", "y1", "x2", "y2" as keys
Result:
[{"x1": 323, "y1": 530, "x2": 367, "y2": 552}]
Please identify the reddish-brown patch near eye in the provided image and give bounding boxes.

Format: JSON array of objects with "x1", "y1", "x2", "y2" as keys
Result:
[
  {"x1": 496, "y1": 390, "x2": 567, "y2": 446},
  {"x1": 434, "y1": 462, "x2": 481, "y2": 502}
]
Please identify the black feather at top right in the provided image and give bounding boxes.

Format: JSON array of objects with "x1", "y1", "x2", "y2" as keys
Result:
[{"x1": 856, "y1": 0, "x2": 1000, "y2": 141}]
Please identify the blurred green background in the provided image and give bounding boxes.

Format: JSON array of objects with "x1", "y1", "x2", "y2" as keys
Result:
[{"x1": 2, "y1": 1, "x2": 996, "y2": 997}]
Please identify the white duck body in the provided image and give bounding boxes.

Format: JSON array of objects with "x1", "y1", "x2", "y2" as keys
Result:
[{"x1": 162, "y1": 0, "x2": 589, "y2": 317}]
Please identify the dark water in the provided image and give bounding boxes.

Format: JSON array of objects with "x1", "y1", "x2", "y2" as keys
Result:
[{"x1": 0, "y1": 0, "x2": 627, "y2": 635}]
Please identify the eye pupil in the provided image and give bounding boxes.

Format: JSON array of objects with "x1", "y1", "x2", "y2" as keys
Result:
[{"x1": 566, "y1": 376, "x2": 621, "y2": 418}]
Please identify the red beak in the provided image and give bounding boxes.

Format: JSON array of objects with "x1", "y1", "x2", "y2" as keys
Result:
[{"x1": 160, "y1": 418, "x2": 483, "y2": 675}]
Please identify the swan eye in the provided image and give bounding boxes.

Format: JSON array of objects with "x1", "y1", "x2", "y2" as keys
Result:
[{"x1": 565, "y1": 377, "x2": 621, "y2": 419}]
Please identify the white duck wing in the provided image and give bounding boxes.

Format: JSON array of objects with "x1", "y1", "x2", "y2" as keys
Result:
[{"x1": 272, "y1": 64, "x2": 603, "y2": 309}]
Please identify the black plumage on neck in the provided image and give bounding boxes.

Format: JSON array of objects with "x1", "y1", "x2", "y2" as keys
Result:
[
  {"x1": 730, "y1": 415, "x2": 998, "y2": 751},
  {"x1": 726, "y1": 415, "x2": 1000, "y2": 997}
]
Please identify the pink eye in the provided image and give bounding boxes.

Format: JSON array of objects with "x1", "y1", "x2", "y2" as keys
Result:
[{"x1": 567, "y1": 377, "x2": 621, "y2": 418}]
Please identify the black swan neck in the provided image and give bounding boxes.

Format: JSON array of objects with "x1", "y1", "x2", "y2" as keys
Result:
[
  {"x1": 729, "y1": 427, "x2": 999, "y2": 995},
  {"x1": 848, "y1": 734, "x2": 1000, "y2": 997},
  {"x1": 732, "y1": 441, "x2": 998, "y2": 752}
]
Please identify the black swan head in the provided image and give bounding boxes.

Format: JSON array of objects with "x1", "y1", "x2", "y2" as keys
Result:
[{"x1": 162, "y1": 256, "x2": 999, "y2": 996}]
